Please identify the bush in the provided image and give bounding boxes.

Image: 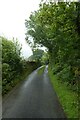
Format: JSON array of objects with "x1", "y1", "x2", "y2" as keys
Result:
[{"x1": 2, "y1": 37, "x2": 24, "y2": 95}]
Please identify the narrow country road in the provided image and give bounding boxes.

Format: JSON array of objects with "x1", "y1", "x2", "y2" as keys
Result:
[{"x1": 2, "y1": 66, "x2": 67, "y2": 118}]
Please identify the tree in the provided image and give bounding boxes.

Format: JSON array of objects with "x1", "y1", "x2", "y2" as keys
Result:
[
  {"x1": 28, "y1": 49, "x2": 44, "y2": 63},
  {"x1": 41, "y1": 52, "x2": 49, "y2": 65},
  {"x1": 25, "y1": 2, "x2": 80, "y2": 86}
]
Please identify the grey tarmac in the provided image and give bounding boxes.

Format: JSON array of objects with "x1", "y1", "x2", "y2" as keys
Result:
[{"x1": 2, "y1": 66, "x2": 67, "y2": 118}]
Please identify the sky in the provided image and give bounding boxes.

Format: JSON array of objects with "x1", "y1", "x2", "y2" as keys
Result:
[{"x1": 0, "y1": 0, "x2": 41, "y2": 58}]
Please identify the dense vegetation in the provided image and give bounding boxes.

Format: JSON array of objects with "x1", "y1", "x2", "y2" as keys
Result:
[
  {"x1": 25, "y1": 1, "x2": 80, "y2": 90},
  {"x1": 28, "y1": 49, "x2": 44, "y2": 63},
  {"x1": 25, "y1": 1, "x2": 80, "y2": 118},
  {"x1": 2, "y1": 37, "x2": 39, "y2": 95},
  {"x1": 48, "y1": 66, "x2": 78, "y2": 118},
  {"x1": 28, "y1": 48, "x2": 49, "y2": 65}
]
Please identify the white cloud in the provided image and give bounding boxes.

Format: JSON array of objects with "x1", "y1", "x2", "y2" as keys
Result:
[{"x1": 0, "y1": 0, "x2": 41, "y2": 58}]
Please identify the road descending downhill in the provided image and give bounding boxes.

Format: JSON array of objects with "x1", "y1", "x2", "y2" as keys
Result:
[{"x1": 3, "y1": 66, "x2": 67, "y2": 118}]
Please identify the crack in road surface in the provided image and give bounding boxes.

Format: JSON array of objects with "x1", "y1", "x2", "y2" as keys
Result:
[{"x1": 2, "y1": 66, "x2": 67, "y2": 118}]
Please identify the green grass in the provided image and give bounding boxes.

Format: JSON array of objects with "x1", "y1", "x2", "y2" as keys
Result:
[
  {"x1": 38, "y1": 66, "x2": 45, "y2": 75},
  {"x1": 48, "y1": 66, "x2": 79, "y2": 118}
]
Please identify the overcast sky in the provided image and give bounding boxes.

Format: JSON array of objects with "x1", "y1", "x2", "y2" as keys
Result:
[{"x1": 0, "y1": 0, "x2": 41, "y2": 58}]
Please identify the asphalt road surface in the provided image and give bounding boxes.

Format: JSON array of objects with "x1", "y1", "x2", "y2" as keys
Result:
[{"x1": 2, "y1": 66, "x2": 67, "y2": 118}]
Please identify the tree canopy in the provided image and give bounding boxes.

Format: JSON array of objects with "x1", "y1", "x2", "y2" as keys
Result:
[{"x1": 25, "y1": 1, "x2": 80, "y2": 86}]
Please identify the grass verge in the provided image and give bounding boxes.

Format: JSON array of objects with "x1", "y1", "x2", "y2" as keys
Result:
[
  {"x1": 48, "y1": 66, "x2": 78, "y2": 118},
  {"x1": 38, "y1": 66, "x2": 45, "y2": 75}
]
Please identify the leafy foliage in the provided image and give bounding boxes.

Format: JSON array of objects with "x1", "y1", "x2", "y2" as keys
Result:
[
  {"x1": 2, "y1": 37, "x2": 24, "y2": 94},
  {"x1": 41, "y1": 52, "x2": 49, "y2": 65},
  {"x1": 28, "y1": 48, "x2": 44, "y2": 64},
  {"x1": 25, "y1": 2, "x2": 80, "y2": 88},
  {"x1": 2, "y1": 37, "x2": 40, "y2": 95}
]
